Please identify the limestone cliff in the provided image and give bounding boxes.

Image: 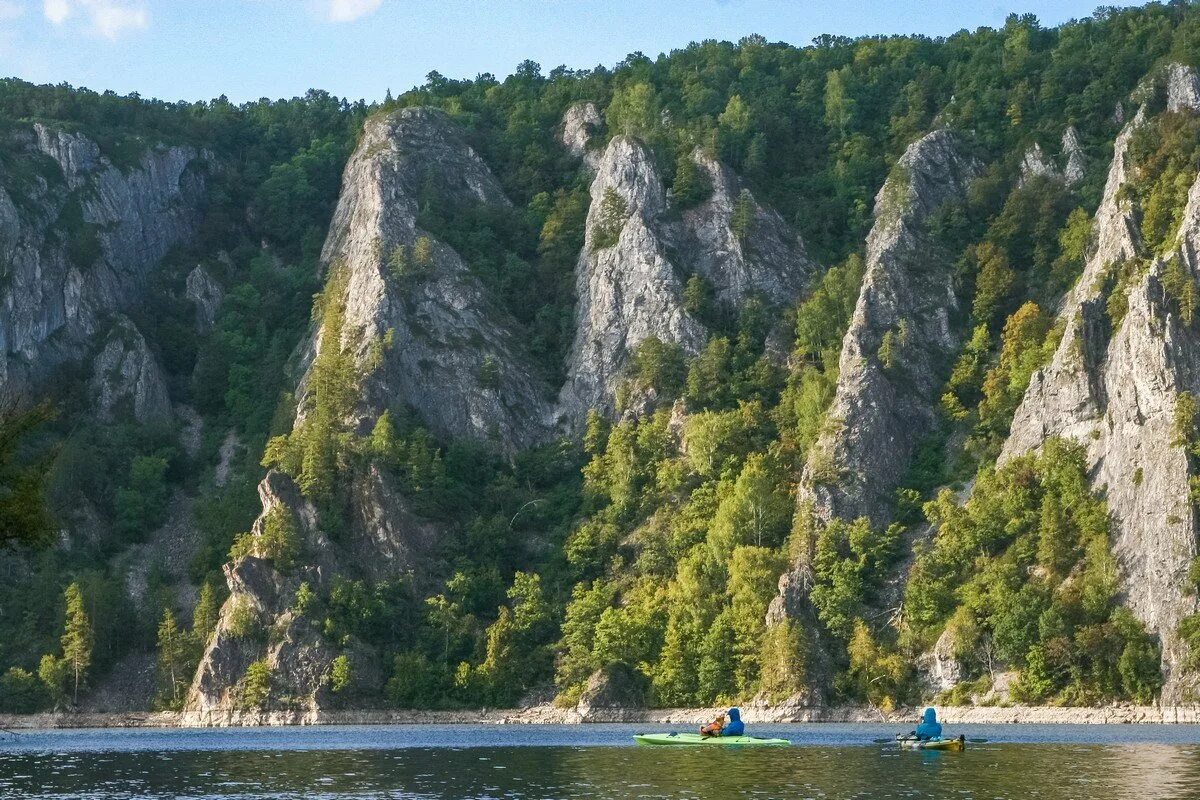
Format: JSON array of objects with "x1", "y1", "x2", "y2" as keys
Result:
[
  {"x1": 313, "y1": 106, "x2": 554, "y2": 452},
  {"x1": 0, "y1": 123, "x2": 206, "y2": 398},
  {"x1": 187, "y1": 106, "x2": 542, "y2": 716},
  {"x1": 88, "y1": 315, "x2": 172, "y2": 424},
  {"x1": 677, "y1": 149, "x2": 815, "y2": 309},
  {"x1": 558, "y1": 135, "x2": 706, "y2": 424},
  {"x1": 1000, "y1": 65, "x2": 1200, "y2": 700},
  {"x1": 557, "y1": 134, "x2": 815, "y2": 427},
  {"x1": 795, "y1": 129, "x2": 980, "y2": 528},
  {"x1": 558, "y1": 102, "x2": 602, "y2": 170}
]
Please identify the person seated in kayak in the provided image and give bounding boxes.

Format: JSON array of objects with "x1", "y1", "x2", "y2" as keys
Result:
[
  {"x1": 722, "y1": 707, "x2": 745, "y2": 737},
  {"x1": 913, "y1": 707, "x2": 942, "y2": 740},
  {"x1": 700, "y1": 707, "x2": 746, "y2": 738}
]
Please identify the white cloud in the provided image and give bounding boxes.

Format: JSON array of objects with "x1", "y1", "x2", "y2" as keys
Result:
[
  {"x1": 43, "y1": 0, "x2": 147, "y2": 39},
  {"x1": 325, "y1": 0, "x2": 381, "y2": 22},
  {"x1": 0, "y1": 0, "x2": 24, "y2": 20},
  {"x1": 43, "y1": 0, "x2": 69, "y2": 23}
]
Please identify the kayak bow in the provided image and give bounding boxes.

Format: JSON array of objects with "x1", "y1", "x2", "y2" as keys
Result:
[{"x1": 634, "y1": 732, "x2": 791, "y2": 746}]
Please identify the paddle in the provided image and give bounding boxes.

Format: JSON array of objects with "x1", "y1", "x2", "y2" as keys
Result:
[{"x1": 871, "y1": 736, "x2": 990, "y2": 744}]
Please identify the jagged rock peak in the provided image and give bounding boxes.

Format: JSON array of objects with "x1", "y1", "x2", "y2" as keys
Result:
[
  {"x1": 186, "y1": 266, "x2": 224, "y2": 331},
  {"x1": 557, "y1": 135, "x2": 706, "y2": 427},
  {"x1": 678, "y1": 148, "x2": 816, "y2": 308},
  {"x1": 1062, "y1": 126, "x2": 1086, "y2": 186},
  {"x1": 1167, "y1": 62, "x2": 1200, "y2": 113},
  {"x1": 89, "y1": 316, "x2": 172, "y2": 424},
  {"x1": 999, "y1": 79, "x2": 1200, "y2": 699},
  {"x1": 0, "y1": 123, "x2": 206, "y2": 399},
  {"x1": 1019, "y1": 142, "x2": 1058, "y2": 186},
  {"x1": 559, "y1": 102, "x2": 602, "y2": 168},
  {"x1": 796, "y1": 128, "x2": 980, "y2": 527},
  {"x1": 311, "y1": 105, "x2": 553, "y2": 452}
]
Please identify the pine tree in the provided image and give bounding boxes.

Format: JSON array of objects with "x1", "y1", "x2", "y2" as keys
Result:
[
  {"x1": 60, "y1": 582, "x2": 92, "y2": 706},
  {"x1": 192, "y1": 581, "x2": 221, "y2": 643},
  {"x1": 731, "y1": 189, "x2": 754, "y2": 242},
  {"x1": 156, "y1": 608, "x2": 191, "y2": 709}
]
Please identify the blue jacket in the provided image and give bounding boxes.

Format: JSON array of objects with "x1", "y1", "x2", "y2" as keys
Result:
[
  {"x1": 721, "y1": 707, "x2": 745, "y2": 737},
  {"x1": 914, "y1": 707, "x2": 942, "y2": 740}
]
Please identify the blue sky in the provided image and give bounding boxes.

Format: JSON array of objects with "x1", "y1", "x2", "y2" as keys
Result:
[{"x1": 0, "y1": 0, "x2": 1129, "y2": 104}]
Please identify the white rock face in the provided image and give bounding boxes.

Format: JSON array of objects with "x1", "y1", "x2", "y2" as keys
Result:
[
  {"x1": 1019, "y1": 142, "x2": 1058, "y2": 186},
  {"x1": 678, "y1": 149, "x2": 815, "y2": 308},
  {"x1": 0, "y1": 123, "x2": 206, "y2": 398},
  {"x1": 919, "y1": 627, "x2": 964, "y2": 694},
  {"x1": 795, "y1": 129, "x2": 980, "y2": 527},
  {"x1": 88, "y1": 316, "x2": 172, "y2": 424},
  {"x1": 313, "y1": 107, "x2": 554, "y2": 452},
  {"x1": 1167, "y1": 62, "x2": 1200, "y2": 113},
  {"x1": 559, "y1": 102, "x2": 602, "y2": 169},
  {"x1": 1062, "y1": 126, "x2": 1086, "y2": 187},
  {"x1": 1001, "y1": 66, "x2": 1200, "y2": 700},
  {"x1": 557, "y1": 136, "x2": 817, "y2": 427},
  {"x1": 558, "y1": 136, "x2": 707, "y2": 425}
]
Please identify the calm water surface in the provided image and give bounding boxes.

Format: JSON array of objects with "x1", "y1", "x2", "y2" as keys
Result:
[{"x1": 4, "y1": 723, "x2": 1200, "y2": 799}]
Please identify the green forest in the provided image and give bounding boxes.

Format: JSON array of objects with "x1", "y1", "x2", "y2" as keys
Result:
[{"x1": 4, "y1": 2, "x2": 1200, "y2": 715}]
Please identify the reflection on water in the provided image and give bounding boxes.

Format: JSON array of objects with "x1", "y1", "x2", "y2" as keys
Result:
[{"x1": 3, "y1": 725, "x2": 1200, "y2": 799}]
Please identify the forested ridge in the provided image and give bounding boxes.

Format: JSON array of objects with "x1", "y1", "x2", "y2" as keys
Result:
[{"x1": 4, "y1": 2, "x2": 1200, "y2": 716}]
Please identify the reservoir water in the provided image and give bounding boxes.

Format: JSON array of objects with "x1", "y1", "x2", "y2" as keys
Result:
[{"x1": 4, "y1": 723, "x2": 1200, "y2": 798}]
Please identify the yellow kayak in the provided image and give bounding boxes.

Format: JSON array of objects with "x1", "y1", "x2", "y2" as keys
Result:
[{"x1": 897, "y1": 736, "x2": 965, "y2": 751}]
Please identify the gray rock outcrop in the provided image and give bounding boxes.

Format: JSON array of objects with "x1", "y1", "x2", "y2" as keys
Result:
[
  {"x1": 558, "y1": 135, "x2": 707, "y2": 425},
  {"x1": 794, "y1": 129, "x2": 980, "y2": 528},
  {"x1": 1019, "y1": 142, "x2": 1058, "y2": 186},
  {"x1": 559, "y1": 102, "x2": 602, "y2": 169},
  {"x1": 677, "y1": 149, "x2": 815, "y2": 308},
  {"x1": 314, "y1": 106, "x2": 554, "y2": 452},
  {"x1": 557, "y1": 136, "x2": 816, "y2": 427},
  {"x1": 1001, "y1": 66, "x2": 1200, "y2": 700},
  {"x1": 185, "y1": 266, "x2": 224, "y2": 330},
  {"x1": 88, "y1": 316, "x2": 172, "y2": 423},
  {"x1": 0, "y1": 123, "x2": 206, "y2": 398},
  {"x1": 1062, "y1": 126, "x2": 1086, "y2": 187}
]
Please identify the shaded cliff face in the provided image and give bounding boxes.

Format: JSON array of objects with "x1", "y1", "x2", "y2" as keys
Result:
[
  {"x1": 313, "y1": 106, "x2": 554, "y2": 452},
  {"x1": 186, "y1": 107, "x2": 547, "y2": 717},
  {"x1": 1001, "y1": 66, "x2": 1200, "y2": 700},
  {"x1": 88, "y1": 315, "x2": 172, "y2": 424},
  {"x1": 0, "y1": 123, "x2": 206, "y2": 397},
  {"x1": 796, "y1": 129, "x2": 980, "y2": 528}
]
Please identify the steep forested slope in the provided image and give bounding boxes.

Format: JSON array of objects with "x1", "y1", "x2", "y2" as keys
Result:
[{"x1": 6, "y1": 4, "x2": 1200, "y2": 718}]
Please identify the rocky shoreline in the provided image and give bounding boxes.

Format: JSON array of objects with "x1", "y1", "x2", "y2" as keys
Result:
[{"x1": 4, "y1": 704, "x2": 1200, "y2": 730}]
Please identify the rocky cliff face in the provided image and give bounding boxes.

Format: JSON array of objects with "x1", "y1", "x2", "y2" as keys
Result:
[
  {"x1": 557, "y1": 134, "x2": 816, "y2": 427},
  {"x1": 559, "y1": 102, "x2": 602, "y2": 170},
  {"x1": 677, "y1": 149, "x2": 815, "y2": 309},
  {"x1": 314, "y1": 106, "x2": 554, "y2": 451},
  {"x1": 1001, "y1": 66, "x2": 1200, "y2": 700},
  {"x1": 795, "y1": 129, "x2": 980, "y2": 528},
  {"x1": 187, "y1": 107, "x2": 545, "y2": 716},
  {"x1": 558, "y1": 135, "x2": 707, "y2": 424},
  {"x1": 0, "y1": 123, "x2": 206, "y2": 398},
  {"x1": 89, "y1": 315, "x2": 172, "y2": 424},
  {"x1": 1018, "y1": 127, "x2": 1086, "y2": 188}
]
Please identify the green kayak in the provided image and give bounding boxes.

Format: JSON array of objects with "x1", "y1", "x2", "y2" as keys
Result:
[{"x1": 634, "y1": 732, "x2": 791, "y2": 746}]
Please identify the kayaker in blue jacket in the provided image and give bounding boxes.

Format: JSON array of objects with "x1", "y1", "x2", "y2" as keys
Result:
[
  {"x1": 722, "y1": 707, "x2": 745, "y2": 737},
  {"x1": 914, "y1": 707, "x2": 942, "y2": 740}
]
